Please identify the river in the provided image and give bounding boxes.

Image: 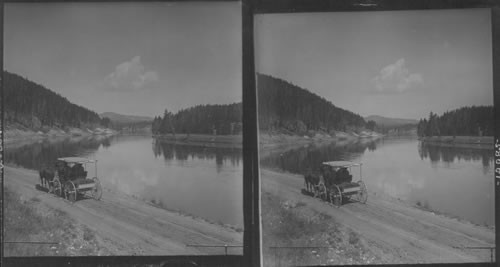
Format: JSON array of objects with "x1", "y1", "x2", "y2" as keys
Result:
[
  {"x1": 5, "y1": 135, "x2": 243, "y2": 228},
  {"x1": 260, "y1": 137, "x2": 495, "y2": 227}
]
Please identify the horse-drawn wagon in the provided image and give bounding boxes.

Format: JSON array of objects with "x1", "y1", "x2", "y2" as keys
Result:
[
  {"x1": 39, "y1": 157, "x2": 102, "y2": 202},
  {"x1": 304, "y1": 161, "x2": 367, "y2": 207}
]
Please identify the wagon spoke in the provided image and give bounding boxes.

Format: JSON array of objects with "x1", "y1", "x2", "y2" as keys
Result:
[{"x1": 64, "y1": 181, "x2": 77, "y2": 203}]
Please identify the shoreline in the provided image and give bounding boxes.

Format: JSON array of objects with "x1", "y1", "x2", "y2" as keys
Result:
[
  {"x1": 4, "y1": 127, "x2": 117, "y2": 146},
  {"x1": 419, "y1": 136, "x2": 493, "y2": 149},
  {"x1": 262, "y1": 166, "x2": 494, "y2": 230},
  {"x1": 4, "y1": 165, "x2": 243, "y2": 256},
  {"x1": 5, "y1": 163, "x2": 243, "y2": 233},
  {"x1": 259, "y1": 130, "x2": 383, "y2": 147},
  {"x1": 258, "y1": 137, "x2": 494, "y2": 230},
  {"x1": 258, "y1": 131, "x2": 384, "y2": 159},
  {"x1": 260, "y1": 167, "x2": 495, "y2": 264},
  {"x1": 153, "y1": 133, "x2": 242, "y2": 148}
]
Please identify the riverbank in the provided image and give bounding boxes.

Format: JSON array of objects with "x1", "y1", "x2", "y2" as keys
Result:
[
  {"x1": 259, "y1": 130, "x2": 382, "y2": 150},
  {"x1": 153, "y1": 130, "x2": 380, "y2": 150},
  {"x1": 4, "y1": 123, "x2": 117, "y2": 145},
  {"x1": 260, "y1": 168, "x2": 495, "y2": 264},
  {"x1": 259, "y1": 131, "x2": 383, "y2": 160},
  {"x1": 4, "y1": 165, "x2": 243, "y2": 256},
  {"x1": 153, "y1": 133, "x2": 242, "y2": 148},
  {"x1": 420, "y1": 136, "x2": 493, "y2": 149}
]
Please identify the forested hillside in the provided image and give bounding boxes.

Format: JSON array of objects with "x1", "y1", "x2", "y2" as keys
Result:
[
  {"x1": 4, "y1": 71, "x2": 104, "y2": 129},
  {"x1": 152, "y1": 74, "x2": 371, "y2": 136},
  {"x1": 417, "y1": 106, "x2": 493, "y2": 137},
  {"x1": 257, "y1": 74, "x2": 366, "y2": 134},
  {"x1": 152, "y1": 103, "x2": 242, "y2": 135}
]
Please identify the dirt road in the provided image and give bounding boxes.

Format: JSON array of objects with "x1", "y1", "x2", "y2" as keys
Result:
[
  {"x1": 261, "y1": 168, "x2": 495, "y2": 264},
  {"x1": 4, "y1": 166, "x2": 243, "y2": 255}
]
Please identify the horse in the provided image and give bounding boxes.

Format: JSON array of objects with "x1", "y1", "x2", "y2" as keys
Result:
[
  {"x1": 39, "y1": 168, "x2": 55, "y2": 192},
  {"x1": 304, "y1": 173, "x2": 321, "y2": 194}
]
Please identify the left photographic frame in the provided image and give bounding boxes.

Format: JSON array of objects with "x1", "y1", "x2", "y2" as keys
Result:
[{"x1": 2, "y1": 0, "x2": 245, "y2": 263}]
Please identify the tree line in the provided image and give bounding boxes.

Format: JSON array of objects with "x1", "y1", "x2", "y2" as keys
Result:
[
  {"x1": 416, "y1": 106, "x2": 493, "y2": 137},
  {"x1": 152, "y1": 103, "x2": 242, "y2": 135},
  {"x1": 152, "y1": 74, "x2": 371, "y2": 136},
  {"x1": 257, "y1": 73, "x2": 367, "y2": 134},
  {"x1": 4, "y1": 71, "x2": 107, "y2": 129}
]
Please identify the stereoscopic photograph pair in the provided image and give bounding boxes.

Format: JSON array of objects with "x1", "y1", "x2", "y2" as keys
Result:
[{"x1": 2, "y1": 1, "x2": 497, "y2": 266}]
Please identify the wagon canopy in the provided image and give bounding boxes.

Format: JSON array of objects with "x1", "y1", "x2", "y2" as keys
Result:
[
  {"x1": 322, "y1": 161, "x2": 361, "y2": 168},
  {"x1": 57, "y1": 157, "x2": 96, "y2": 164}
]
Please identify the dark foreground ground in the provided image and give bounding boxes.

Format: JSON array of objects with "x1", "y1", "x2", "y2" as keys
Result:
[
  {"x1": 4, "y1": 166, "x2": 243, "y2": 257},
  {"x1": 261, "y1": 168, "x2": 495, "y2": 266}
]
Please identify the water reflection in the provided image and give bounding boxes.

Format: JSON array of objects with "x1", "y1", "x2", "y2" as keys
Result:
[
  {"x1": 260, "y1": 139, "x2": 378, "y2": 175},
  {"x1": 152, "y1": 139, "x2": 242, "y2": 172},
  {"x1": 418, "y1": 142, "x2": 493, "y2": 174},
  {"x1": 5, "y1": 136, "x2": 109, "y2": 170},
  {"x1": 260, "y1": 137, "x2": 495, "y2": 226},
  {"x1": 5, "y1": 135, "x2": 243, "y2": 227}
]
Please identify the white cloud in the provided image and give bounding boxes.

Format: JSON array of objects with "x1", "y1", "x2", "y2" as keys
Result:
[
  {"x1": 372, "y1": 58, "x2": 423, "y2": 93},
  {"x1": 104, "y1": 56, "x2": 159, "y2": 91}
]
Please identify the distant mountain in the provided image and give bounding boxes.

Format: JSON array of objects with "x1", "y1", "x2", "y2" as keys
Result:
[
  {"x1": 257, "y1": 73, "x2": 366, "y2": 134},
  {"x1": 365, "y1": 115, "x2": 418, "y2": 128},
  {"x1": 4, "y1": 71, "x2": 103, "y2": 129},
  {"x1": 100, "y1": 112, "x2": 152, "y2": 124}
]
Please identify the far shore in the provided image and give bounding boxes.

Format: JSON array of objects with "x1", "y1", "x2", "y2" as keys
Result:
[
  {"x1": 4, "y1": 126, "x2": 117, "y2": 145},
  {"x1": 258, "y1": 130, "x2": 383, "y2": 155},
  {"x1": 419, "y1": 136, "x2": 493, "y2": 149},
  {"x1": 153, "y1": 133, "x2": 242, "y2": 148}
]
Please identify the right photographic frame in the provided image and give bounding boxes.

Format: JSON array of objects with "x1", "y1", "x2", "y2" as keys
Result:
[{"x1": 254, "y1": 3, "x2": 497, "y2": 266}]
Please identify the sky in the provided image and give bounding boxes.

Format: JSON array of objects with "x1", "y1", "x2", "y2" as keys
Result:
[
  {"x1": 255, "y1": 9, "x2": 493, "y2": 120},
  {"x1": 5, "y1": 2, "x2": 241, "y2": 117}
]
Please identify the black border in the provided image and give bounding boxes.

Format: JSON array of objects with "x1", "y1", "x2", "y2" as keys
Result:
[
  {"x1": 493, "y1": 5, "x2": 500, "y2": 266},
  {"x1": 254, "y1": 0, "x2": 495, "y2": 13},
  {"x1": 242, "y1": 0, "x2": 261, "y2": 266},
  {"x1": 0, "y1": 0, "x2": 4, "y2": 264},
  {"x1": 252, "y1": 1, "x2": 499, "y2": 267},
  {"x1": 1, "y1": 1, "x2": 250, "y2": 267}
]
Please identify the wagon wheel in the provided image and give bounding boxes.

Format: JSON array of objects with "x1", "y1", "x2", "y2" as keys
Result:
[
  {"x1": 316, "y1": 183, "x2": 328, "y2": 201},
  {"x1": 64, "y1": 181, "x2": 77, "y2": 203},
  {"x1": 357, "y1": 181, "x2": 368, "y2": 204},
  {"x1": 329, "y1": 185, "x2": 342, "y2": 207},
  {"x1": 52, "y1": 177, "x2": 62, "y2": 197},
  {"x1": 91, "y1": 177, "x2": 102, "y2": 200}
]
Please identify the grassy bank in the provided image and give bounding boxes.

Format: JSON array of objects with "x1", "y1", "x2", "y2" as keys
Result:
[
  {"x1": 259, "y1": 130, "x2": 382, "y2": 150},
  {"x1": 258, "y1": 131, "x2": 383, "y2": 160},
  {"x1": 420, "y1": 136, "x2": 493, "y2": 149},
  {"x1": 261, "y1": 191, "x2": 380, "y2": 266},
  {"x1": 4, "y1": 123, "x2": 116, "y2": 145},
  {"x1": 3, "y1": 187, "x2": 109, "y2": 256}
]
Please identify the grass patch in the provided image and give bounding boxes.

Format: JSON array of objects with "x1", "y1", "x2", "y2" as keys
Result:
[
  {"x1": 3, "y1": 187, "x2": 106, "y2": 256},
  {"x1": 3, "y1": 188, "x2": 66, "y2": 256},
  {"x1": 261, "y1": 191, "x2": 380, "y2": 266},
  {"x1": 83, "y1": 227, "x2": 95, "y2": 242},
  {"x1": 348, "y1": 231, "x2": 360, "y2": 245},
  {"x1": 295, "y1": 201, "x2": 307, "y2": 208}
]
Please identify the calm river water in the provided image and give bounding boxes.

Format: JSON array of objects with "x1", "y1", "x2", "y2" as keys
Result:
[
  {"x1": 6, "y1": 135, "x2": 243, "y2": 227},
  {"x1": 260, "y1": 137, "x2": 495, "y2": 227}
]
